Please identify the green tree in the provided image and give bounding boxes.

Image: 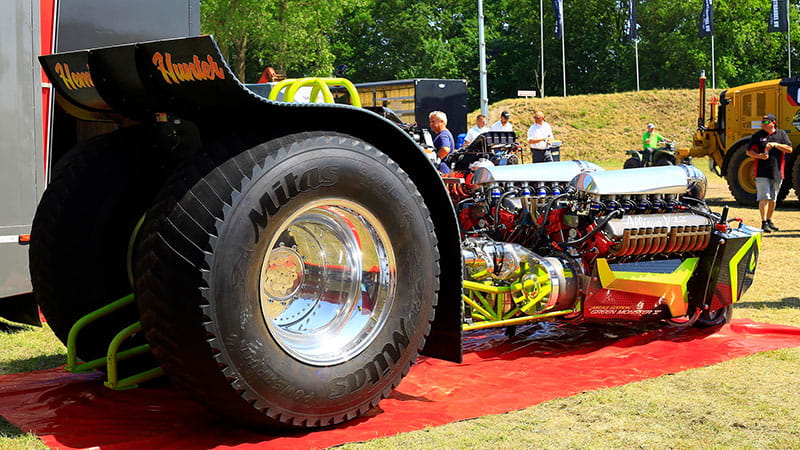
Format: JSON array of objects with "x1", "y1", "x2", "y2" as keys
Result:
[
  {"x1": 204, "y1": 0, "x2": 798, "y2": 99},
  {"x1": 202, "y1": 0, "x2": 349, "y2": 82}
]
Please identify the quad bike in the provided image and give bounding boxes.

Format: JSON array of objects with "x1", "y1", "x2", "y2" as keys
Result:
[
  {"x1": 623, "y1": 140, "x2": 688, "y2": 168},
  {"x1": 454, "y1": 161, "x2": 760, "y2": 333}
]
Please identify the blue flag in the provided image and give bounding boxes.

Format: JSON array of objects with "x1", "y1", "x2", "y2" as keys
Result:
[
  {"x1": 768, "y1": 0, "x2": 788, "y2": 32},
  {"x1": 625, "y1": 0, "x2": 638, "y2": 41},
  {"x1": 699, "y1": 0, "x2": 714, "y2": 37},
  {"x1": 552, "y1": 0, "x2": 564, "y2": 39}
]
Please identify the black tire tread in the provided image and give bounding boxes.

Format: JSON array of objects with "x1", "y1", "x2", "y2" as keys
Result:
[
  {"x1": 30, "y1": 126, "x2": 166, "y2": 368},
  {"x1": 134, "y1": 131, "x2": 439, "y2": 428},
  {"x1": 726, "y1": 144, "x2": 758, "y2": 207}
]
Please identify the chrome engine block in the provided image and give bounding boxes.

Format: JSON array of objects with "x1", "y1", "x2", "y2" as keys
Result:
[{"x1": 462, "y1": 162, "x2": 714, "y2": 258}]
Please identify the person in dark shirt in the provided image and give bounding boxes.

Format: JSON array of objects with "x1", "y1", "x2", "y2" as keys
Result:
[
  {"x1": 745, "y1": 113, "x2": 793, "y2": 232},
  {"x1": 429, "y1": 111, "x2": 454, "y2": 174}
]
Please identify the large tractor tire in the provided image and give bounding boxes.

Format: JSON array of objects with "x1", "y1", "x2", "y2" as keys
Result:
[
  {"x1": 726, "y1": 144, "x2": 758, "y2": 206},
  {"x1": 133, "y1": 131, "x2": 440, "y2": 428},
  {"x1": 775, "y1": 150, "x2": 796, "y2": 204},
  {"x1": 29, "y1": 126, "x2": 167, "y2": 367}
]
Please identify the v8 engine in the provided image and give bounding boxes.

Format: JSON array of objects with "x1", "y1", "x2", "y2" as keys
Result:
[{"x1": 454, "y1": 161, "x2": 761, "y2": 330}]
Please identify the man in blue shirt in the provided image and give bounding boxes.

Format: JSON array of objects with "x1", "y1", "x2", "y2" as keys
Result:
[{"x1": 429, "y1": 111, "x2": 454, "y2": 173}]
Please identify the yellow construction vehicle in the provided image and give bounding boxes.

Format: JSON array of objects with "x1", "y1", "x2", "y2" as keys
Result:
[{"x1": 683, "y1": 73, "x2": 800, "y2": 205}]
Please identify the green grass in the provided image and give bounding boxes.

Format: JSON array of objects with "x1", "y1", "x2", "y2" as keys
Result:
[
  {"x1": 476, "y1": 88, "x2": 714, "y2": 162},
  {"x1": 3, "y1": 88, "x2": 800, "y2": 448},
  {"x1": 0, "y1": 321, "x2": 64, "y2": 449}
]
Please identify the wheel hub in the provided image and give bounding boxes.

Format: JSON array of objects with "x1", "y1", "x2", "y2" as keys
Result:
[
  {"x1": 258, "y1": 199, "x2": 396, "y2": 366},
  {"x1": 262, "y1": 246, "x2": 305, "y2": 300}
]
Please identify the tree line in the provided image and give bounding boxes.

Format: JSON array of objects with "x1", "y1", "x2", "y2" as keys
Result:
[{"x1": 201, "y1": 0, "x2": 798, "y2": 110}]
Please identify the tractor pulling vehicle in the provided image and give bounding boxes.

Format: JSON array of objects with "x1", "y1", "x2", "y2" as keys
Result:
[
  {"x1": 11, "y1": 30, "x2": 762, "y2": 431},
  {"x1": 27, "y1": 34, "x2": 764, "y2": 429}
]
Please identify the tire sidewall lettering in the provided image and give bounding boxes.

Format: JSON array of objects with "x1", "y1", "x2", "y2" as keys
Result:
[{"x1": 205, "y1": 136, "x2": 436, "y2": 416}]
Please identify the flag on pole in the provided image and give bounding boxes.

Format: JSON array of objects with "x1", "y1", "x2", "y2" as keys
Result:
[
  {"x1": 552, "y1": 0, "x2": 564, "y2": 39},
  {"x1": 768, "y1": 0, "x2": 788, "y2": 32},
  {"x1": 699, "y1": 0, "x2": 714, "y2": 37},
  {"x1": 625, "y1": 0, "x2": 638, "y2": 41}
]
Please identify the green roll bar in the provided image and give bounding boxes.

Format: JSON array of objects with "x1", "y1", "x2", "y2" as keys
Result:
[
  {"x1": 66, "y1": 293, "x2": 163, "y2": 390},
  {"x1": 267, "y1": 77, "x2": 362, "y2": 107}
]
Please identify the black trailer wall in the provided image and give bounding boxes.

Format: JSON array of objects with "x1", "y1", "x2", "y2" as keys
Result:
[
  {"x1": 50, "y1": 0, "x2": 201, "y2": 166},
  {"x1": 56, "y1": 0, "x2": 200, "y2": 52}
]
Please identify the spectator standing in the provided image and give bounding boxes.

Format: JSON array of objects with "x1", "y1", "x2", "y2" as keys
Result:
[
  {"x1": 429, "y1": 110, "x2": 454, "y2": 174},
  {"x1": 745, "y1": 113, "x2": 793, "y2": 232},
  {"x1": 490, "y1": 110, "x2": 513, "y2": 131},
  {"x1": 464, "y1": 114, "x2": 489, "y2": 147},
  {"x1": 527, "y1": 111, "x2": 555, "y2": 163}
]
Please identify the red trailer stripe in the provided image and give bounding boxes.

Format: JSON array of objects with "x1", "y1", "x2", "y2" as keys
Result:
[{"x1": 39, "y1": 0, "x2": 57, "y2": 181}]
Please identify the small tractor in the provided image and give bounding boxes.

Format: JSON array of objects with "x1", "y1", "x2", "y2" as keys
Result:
[{"x1": 682, "y1": 72, "x2": 800, "y2": 205}]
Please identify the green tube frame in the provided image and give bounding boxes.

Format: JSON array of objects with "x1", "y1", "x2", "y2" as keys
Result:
[
  {"x1": 462, "y1": 269, "x2": 577, "y2": 332},
  {"x1": 267, "y1": 77, "x2": 362, "y2": 107},
  {"x1": 66, "y1": 293, "x2": 163, "y2": 390}
]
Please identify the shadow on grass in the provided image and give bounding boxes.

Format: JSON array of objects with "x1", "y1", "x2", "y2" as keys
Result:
[
  {"x1": 703, "y1": 197, "x2": 800, "y2": 210},
  {"x1": 2, "y1": 353, "x2": 65, "y2": 375},
  {"x1": 0, "y1": 416, "x2": 25, "y2": 438},
  {"x1": 736, "y1": 297, "x2": 800, "y2": 309},
  {"x1": 703, "y1": 197, "x2": 747, "y2": 208},
  {"x1": 0, "y1": 321, "x2": 32, "y2": 334}
]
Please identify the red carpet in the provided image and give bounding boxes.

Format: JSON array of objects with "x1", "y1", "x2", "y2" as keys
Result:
[{"x1": 2, "y1": 319, "x2": 800, "y2": 449}]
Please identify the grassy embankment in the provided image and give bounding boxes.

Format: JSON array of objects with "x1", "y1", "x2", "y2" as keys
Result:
[
  {"x1": 479, "y1": 88, "x2": 708, "y2": 163},
  {"x1": 2, "y1": 89, "x2": 800, "y2": 449}
]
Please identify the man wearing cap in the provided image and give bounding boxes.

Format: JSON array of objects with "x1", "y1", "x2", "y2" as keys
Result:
[
  {"x1": 642, "y1": 123, "x2": 665, "y2": 165},
  {"x1": 745, "y1": 113, "x2": 793, "y2": 232},
  {"x1": 642, "y1": 123, "x2": 665, "y2": 150},
  {"x1": 527, "y1": 111, "x2": 555, "y2": 163},
  {"x1": 490, "y1": 111, "x2": 513, "y2": 131}
]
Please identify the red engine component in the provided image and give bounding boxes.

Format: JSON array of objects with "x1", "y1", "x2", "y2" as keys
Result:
[
  {"x1": 458, "y1": 203, "x2": 517, "y2": 236},
  {"x1": 443, "y1": 172, "x2": 474, "y2": 202},
  {"x1": 578, "y1": 222, "x2": 617, "y2": 266},
  {"x1": 458, "y1": 205, "x2": 486, "y2": 232},
  {"x1": 538, "y1": 208, "x2": 570, "y2": 244}
]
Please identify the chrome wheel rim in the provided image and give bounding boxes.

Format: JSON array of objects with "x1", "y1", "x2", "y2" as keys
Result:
[{"x1": 259, "y1": 199, "x2": 396, "y2": 366}]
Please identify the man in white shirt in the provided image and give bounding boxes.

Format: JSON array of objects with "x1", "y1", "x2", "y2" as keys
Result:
[
  {"x1": 489, "y1": 111, "x2": 513, "y2": 131},
  {"x1": 463, "y1": 114, "x2": 489, "y2": 147},
  {"x1": 527, "y1": 110, "x2": 554, "y2": 163}
]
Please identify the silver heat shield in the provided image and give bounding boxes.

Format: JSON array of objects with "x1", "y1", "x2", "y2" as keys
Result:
[
  {"x1": 569, "y1": 165, "x2": 707, "y2": 198},
  {"x1": 470, "y1": 160, "x2": 604, "y2": 185},
  {"x1": 603, "y1": 212, "x2": 714, "y2": 256}
]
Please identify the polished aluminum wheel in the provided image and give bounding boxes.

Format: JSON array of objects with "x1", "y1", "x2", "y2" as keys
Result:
[{"x1": 259, "y1": 199, "x2": 396, "y2": 365}]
